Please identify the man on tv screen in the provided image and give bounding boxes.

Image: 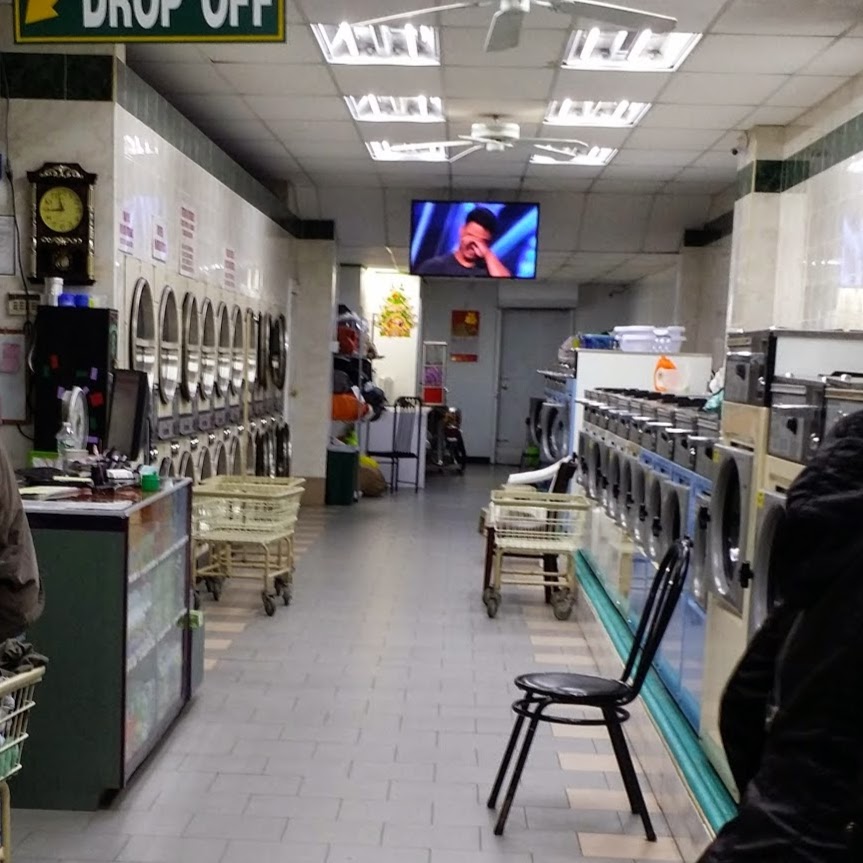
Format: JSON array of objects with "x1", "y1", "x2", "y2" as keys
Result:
[{"x1": 416, "y1": 207, "x2": 512, "y2": 278}]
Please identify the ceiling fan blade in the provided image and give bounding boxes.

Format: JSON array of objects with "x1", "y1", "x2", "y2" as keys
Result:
[
  {"x1": 388, "y1": 140, "x2": 467, "y2": 152},
  {"x1": 485, "y1": 4, "x2": 527, "y2": 52},
  {"x1": 521, "y1": 135, "x2": 590, "y2": 147},
  {"x1": 559, "y1": 0, "x2": 677, "y2": 33},
  {"x1": 449, "y1": 145, "x2": 485, "y2": 163},
  {"x1": 355, "y1": 1, "x2": 492, "y2": 27}
]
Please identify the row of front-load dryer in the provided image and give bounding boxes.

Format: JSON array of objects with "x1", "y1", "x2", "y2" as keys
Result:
[
  {"x1": 127, "y1": 271, "x2": 290, "y2": 485},
  {"x1": 153, "y1": 416, "x2": 290, "y2": 482}
]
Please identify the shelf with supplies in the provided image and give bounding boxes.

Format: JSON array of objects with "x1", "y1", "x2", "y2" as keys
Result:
[{"x1": 17, "y1": 478, "x2": 202, "y2": 810}]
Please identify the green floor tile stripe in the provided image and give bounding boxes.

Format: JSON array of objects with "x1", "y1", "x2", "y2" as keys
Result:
[{"x1": 575, "y1": 551, "x2": 736, "y2": 835}]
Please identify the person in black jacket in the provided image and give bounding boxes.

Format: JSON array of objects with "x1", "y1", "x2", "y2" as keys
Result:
[{"x1": 697, "y1": 410, "x2": 863, "y2": 863}]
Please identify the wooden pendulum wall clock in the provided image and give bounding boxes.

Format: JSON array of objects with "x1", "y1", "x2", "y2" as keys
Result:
[{"x1": 27, "y1": 163, "x2": 97, "y2": 286}]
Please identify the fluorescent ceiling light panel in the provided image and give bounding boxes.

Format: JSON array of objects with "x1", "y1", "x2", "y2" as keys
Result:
[
  {"x1": 530, "y1": 145, "x2": 617, "y2": 166},
  {"x1": 563, "y1": 28, "x2": 701, "y2": 71},
  {"x1": 311, "y1": 22, "x2": 440, "y2": 66},
  {"x1": 366, "y1": 141, "x2": 449, "y2": 162},
  {"x1": 346, "y1": 95, "x2": 445, "y2": 123},
  {"x1": 545, "y1": 99, "x2": 650, "y2": 128}
]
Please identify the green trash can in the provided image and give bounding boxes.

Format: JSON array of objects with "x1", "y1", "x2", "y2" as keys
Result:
[{"x1": 326, "y1": 446, "x2": 358, "y2": 505}]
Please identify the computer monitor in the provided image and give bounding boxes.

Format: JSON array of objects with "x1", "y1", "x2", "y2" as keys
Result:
[{"x1": 105, "y1": 370, "x2": 149, "y2": 460}]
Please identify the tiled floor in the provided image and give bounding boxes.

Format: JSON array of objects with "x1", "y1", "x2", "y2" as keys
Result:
[{"x1": 14, "y1": 469, "x2": 704, "y2": 863}]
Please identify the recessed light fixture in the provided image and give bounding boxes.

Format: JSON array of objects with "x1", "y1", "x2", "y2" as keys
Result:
[
  {"x1": 545, "y1": 99, "x2": 650, "y2": 128},
  {"x1": 346, "y1": 95, "x2": 445, "y2": 124},
  {"x1": 530, "y1": 145, "x2": 617, "y2": 166},
  {"x1": 311, "y1": 22, "x2": 440, "y2": 66},
  {"x1": 366, "y1": 141, "x2": 449, "y2": 162},
  {"x1": 563, "y1": 28, "x2": 701, "y2": 72}
]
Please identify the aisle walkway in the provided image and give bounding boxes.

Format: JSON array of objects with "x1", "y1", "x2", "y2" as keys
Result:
[{"x1": 15, "y1": 471, "x2": 697, "y2": 863}]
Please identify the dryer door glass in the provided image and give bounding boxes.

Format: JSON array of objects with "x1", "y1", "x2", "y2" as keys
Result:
[
  {"x1": 230, "y1": 307, "x2": 245, "y2": 395},
  {"x1": 215, "y1": 304, "x2": 231, "y2": 397},
  {"x1": 158, "y1": 287, "x2": 180, "y2": 405},
  {"x1": 130, "y1": 279, "x2": 156, "y2": 386},
  {"x1": 181, "y1": 294, "x2": 201, "y2": 401},
  {"x1": 199, "y1": 300, "x2": 217, "y2": 401}
]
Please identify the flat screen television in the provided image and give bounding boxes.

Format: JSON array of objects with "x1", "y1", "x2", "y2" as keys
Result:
[{"x1": 410, "y1": 200, "x2": 539, "y2": 280}]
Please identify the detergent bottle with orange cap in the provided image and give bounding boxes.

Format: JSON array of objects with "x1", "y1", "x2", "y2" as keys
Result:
[{"x1": 653, "y1": 355, "x2": 687, "y2": 394}]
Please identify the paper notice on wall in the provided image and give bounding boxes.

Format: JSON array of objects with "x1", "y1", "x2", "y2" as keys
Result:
[
  {"x1": 152, "y1": 216, "x2": 168, "y2": 262},
  {"x1": 224, "y1": 248, "x2": 236, "y2": 292},
  {"x1": 0, "y1": 216, "x2": 15, "y2": 276},
  {"x1": 179, "y1": 205, "x2": 197, "y2": 277},
  {"x1": 118, "y1": 209, "x2": 134, "y2": 256}
]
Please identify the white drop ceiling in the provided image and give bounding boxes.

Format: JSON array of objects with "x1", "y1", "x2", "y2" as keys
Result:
[{"x1": 127, "y1": 0, "x2": 863, "y2": 282}]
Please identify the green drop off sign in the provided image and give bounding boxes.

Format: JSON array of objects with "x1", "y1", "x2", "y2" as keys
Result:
[{"x1": 14, "y1": 0, "x2": 285, "y2": 42}]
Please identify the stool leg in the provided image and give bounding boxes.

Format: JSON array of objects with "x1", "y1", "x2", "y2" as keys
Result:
[
  {"x1": 605, "y1": 713, "x2": 656, "y2": 842},
  {"x1": 487, "y1": 696, "x2": 533, "y2": 810},
  {"x1": 494, "y1": 709, "x2": 542, "y2": 836}
]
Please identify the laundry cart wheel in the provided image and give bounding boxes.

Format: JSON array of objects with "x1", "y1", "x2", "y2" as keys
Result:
[
  {"x1": 262, "y1": 592, "x2": 276, "y2": 617},
  {"x1": 275, "y1": 576, "x2": 292, "y2": 606},
  {"x1": 552, "y1": 592, "x2": 573, "y2": 621},
  {"x1": 483, "y1": 587, "x2": 501, "y2": 619}
]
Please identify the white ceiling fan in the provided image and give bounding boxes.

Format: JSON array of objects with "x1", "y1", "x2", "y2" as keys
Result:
[
  {"x1": 375, "y1": 117, "x2": 607, "y2": 164},
  {"x1": 355, "y1": 0, "x2": 676, "y2": 53}
]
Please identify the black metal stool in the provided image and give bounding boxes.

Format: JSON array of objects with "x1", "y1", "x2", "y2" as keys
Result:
[{"x1": 487, "y1": 539, "x2": 691, "y2": 842}]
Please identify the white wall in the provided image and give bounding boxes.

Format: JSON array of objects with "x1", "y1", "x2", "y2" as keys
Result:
[
  {"x1": 112, "y1": 106, "x2": 294, "y2": 370},
  {"x1": 0, "y1": 99, "x2": 117, "y2": 466},
  {"x1": 360, "y1": 270, "x2": 421, "y2": 400},
  {"x1": 574, "y1": 284, "x2": 635, "y2": 333}
]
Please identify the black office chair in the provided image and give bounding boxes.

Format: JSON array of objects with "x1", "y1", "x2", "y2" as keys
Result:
[
  {"x1": 368, "y1": 396, "x2": 423, "y2": 493},
  {"x1": 487, "y1": 539, "x2": 691, "y2": 842}
]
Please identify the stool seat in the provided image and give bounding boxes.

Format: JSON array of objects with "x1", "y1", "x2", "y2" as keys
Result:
[{"x1": 515, "y1": 672, "x2": 630, "y2": 705}]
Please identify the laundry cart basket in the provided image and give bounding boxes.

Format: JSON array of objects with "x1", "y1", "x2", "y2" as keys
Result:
[
  {"x1": 0, "y1": 667, "x2": 45, "y2": 862},
  {"x1": 482, "y1": 490, "x2": 590, "y2": 620},
  {"x1": 192, "y1": 478, "x2": 304, "y2": 615}
]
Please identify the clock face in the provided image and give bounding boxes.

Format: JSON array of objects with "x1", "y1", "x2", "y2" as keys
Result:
[{"x1": 38, "y1": 186, "x2": 84, "y2": 234}]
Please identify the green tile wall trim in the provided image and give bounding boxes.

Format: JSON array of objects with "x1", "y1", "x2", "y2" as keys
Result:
[
  {"x1": 737, "y1": 107, "x2": 863, "y2": 200},
  {"x1": 576, "y1": 551, "x2": 737, "y2": 836},
  {"x1": 0, "y1": 52, "x2": 113, "y2": 101},
  {"x1": 684, "y1": 210, "x2": 734, "y2": 247},
  {"x1": 754, "y1": 159, "x2": 783, "y2": 193}
]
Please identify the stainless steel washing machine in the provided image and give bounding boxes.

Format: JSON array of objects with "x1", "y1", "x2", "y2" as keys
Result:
[
  {"x1": 708, "y1": 444, "x2": 755, "y2": 616},
  {"x1": 644, "y1": 469, "x2": 667, "y2": 561},
  {"x1": 617, "y1": 454, "x2": 634, "y2": 527},
  {"x1": 539, "y1": 401, "x2": 561, "y2": 464},
  {"x1": 629, "y1": 460, "x2": 648, "y2": 542},
  {"x1": 660, "y1": 479, "x2": 690, "y2": 561},
  {"x1": 749, "y1": 490, "x2": 787, "y2": 639},
  {"x1": 691, "y1": 492, "x2": 710, "y2": 609},
  {"x1": 527, "y1": 397, "x2": 544, "y2": 449},
  {"x1": 605, "y1": 448, "x2": 622, "y2": 521}
]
